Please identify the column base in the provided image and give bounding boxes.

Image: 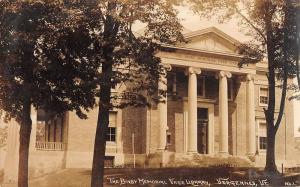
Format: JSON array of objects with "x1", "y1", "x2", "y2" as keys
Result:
[
  {"x1": 187, "y1": 150, "x2": 198, "y2": 154},
  {"x1": 246, "y1": 152, "x2": 255, "y2": 156},
  {"x1": 158, "y1": 153, "x2": 255, "y2": 168},
  {"x1": 219, "y1": 151, "x2": 229, "y2": 156},
  {"x1": 246, "y1": 153, "x2": 256, "y2": 162}
]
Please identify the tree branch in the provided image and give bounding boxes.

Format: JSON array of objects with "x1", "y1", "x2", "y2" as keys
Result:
[
  {"x1": 274, "y1": 2, "x2": 290, "y2": 131},
  {"x1": 235, "y1": 7, "x2": 267, "y2": 43},
  {"x1": 274, "y1": 65, "x2": 288, "y2": 132}
]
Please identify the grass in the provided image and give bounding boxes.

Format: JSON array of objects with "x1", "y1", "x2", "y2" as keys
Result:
[{"x1": 27, "y1": 167, "x2": 300, "y2": 187}]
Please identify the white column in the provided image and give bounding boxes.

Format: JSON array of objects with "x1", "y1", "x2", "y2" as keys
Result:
[
  {"x1": 157, "y1": 64, "x2": 171, "y2": 151},
  {"x1": 186, "y1": 67, "x2": 201, "y2": 153},
  {"x1": 246, "y1": 74, "x2": 256, "y2": 156},
  {"x1": 217, "y1": 71, "x2": 231, "y2": 155},
  {"x1": 3, "y1": 120, "x2": 20, "y2": 185}
]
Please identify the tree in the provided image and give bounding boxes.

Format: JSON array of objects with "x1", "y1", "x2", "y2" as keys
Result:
[
  {"x1": 9, "y1": 0, "x2": 182, "y2": 186},
  {"x1": 0, "y1": 1, "x2": 181, "y2": 186},
  {"x1": 0, "y1": 1, "x2": 99, "y2": 186},
  {"x1": 188, "y1": 0, "x2": 299, "y2": 174},
  {"x1": 73, "y1": 1, "x2": 183, "y2": 186}
]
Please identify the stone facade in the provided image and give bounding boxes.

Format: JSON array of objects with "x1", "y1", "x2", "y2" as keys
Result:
[{"x1": 3, "y1": 27, "x2": 300, "y2": 184}]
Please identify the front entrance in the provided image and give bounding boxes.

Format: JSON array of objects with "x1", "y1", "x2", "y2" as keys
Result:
[{"x1": 197, "y1": 108, "x2": 208, "y2": 154}]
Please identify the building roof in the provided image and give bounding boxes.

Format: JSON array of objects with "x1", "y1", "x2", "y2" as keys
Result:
[{"x1": 183, "y1": 26, "x2": 240, "y2": 46}]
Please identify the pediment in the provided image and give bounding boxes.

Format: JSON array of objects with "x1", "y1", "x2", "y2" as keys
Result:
[{"x1": 178, "y1": 27, "x2": 240, "y2": 54}]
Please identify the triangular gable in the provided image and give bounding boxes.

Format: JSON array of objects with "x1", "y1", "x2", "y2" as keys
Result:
[{"x1": 178, "y1": 27, "x2": 240, "y2": 54}]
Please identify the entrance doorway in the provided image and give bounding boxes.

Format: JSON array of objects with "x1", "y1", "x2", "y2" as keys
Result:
[{"x1": 197, "y1": 108, "x2": 208, "y2": 154}]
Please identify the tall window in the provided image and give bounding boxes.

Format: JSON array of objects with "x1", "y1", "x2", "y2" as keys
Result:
[
  {"x1": 106, "y1": 112, "x2": 117, "y2": 142},
  {"x1": 259, "y1": 87, "x2": 268, "y2": 106},
  {"x1": 106, "y1": 127, "x2": 116, "y2": 142},
  {"x1": 259, "y1": 122, "x2": 267, "y2": 150}
]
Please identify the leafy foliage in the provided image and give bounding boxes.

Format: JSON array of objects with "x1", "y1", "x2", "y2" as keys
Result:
[
  {"x1": 34, "y1": 0, "x2": 184, "y2": 110},
  {"x1": 0, "y1": 1, "x2": 101, "y2": 186},
  {"x1": 0, "y1": 0, "x2": 99, "y2": 122},
  {"x1": 1, "y1": 1, "x2": 183, "y2": 186},
  {"x1": 55, "y1": 1, "x2": 183, "y2": 187}
]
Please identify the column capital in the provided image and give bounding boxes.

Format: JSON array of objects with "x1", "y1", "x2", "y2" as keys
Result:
[
  {"x1": 162, "y1": 64, "x2": 172, "y2": 72},
  {"x1": 185, "y1": 67, "x2": 201, "y2": 76},
  {"x1": 246, "y1": 74, "x2": 255, "y2": 82},
  {"x1": 236, "y1": 74, "x2": 255, "y2": 83},
  {"x1": 215, "y1": 71, "x2": 232, "y2": 79}
]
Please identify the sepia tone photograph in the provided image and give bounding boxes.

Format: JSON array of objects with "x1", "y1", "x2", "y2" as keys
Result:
[{"x1": 0, "y1": 0, "x2": 300, "y2": 186}]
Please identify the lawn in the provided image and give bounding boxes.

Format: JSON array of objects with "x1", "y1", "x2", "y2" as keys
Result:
[{"x1": 27, "y1": 167, "x2": 300, "y2": 187}]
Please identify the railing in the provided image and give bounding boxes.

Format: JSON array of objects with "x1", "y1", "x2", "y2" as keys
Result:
[{"x1": 36, "y1": 141, "x2": 65, "y2": 151}]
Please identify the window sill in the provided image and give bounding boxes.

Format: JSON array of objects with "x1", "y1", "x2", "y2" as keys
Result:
[
  {"x1": 106, "y1": 142, "x2": 117, "y2": 146},
  {"x1": 259, "y1": 103, "x2": 268, "y2": 107},
  {"x1": 258, "y1": 150, "x2": 266, "y2": 155}
]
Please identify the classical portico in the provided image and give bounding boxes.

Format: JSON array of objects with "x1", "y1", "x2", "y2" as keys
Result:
[{"x1": 153, "y1": 27, "x2": 257, "y2": 158}]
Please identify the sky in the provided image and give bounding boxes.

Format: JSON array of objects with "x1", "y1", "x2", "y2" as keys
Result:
[
  {"x1": 133, "y1": 5, "x2": 250, "y2": 42},
  {"x1": 177, "y1": 6, "x2": 245, "y2": 38}
]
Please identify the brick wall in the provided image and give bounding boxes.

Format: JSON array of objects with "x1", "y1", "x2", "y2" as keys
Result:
[{"x1": 122, "y1": 107, "x2": 147, "y2": 154}]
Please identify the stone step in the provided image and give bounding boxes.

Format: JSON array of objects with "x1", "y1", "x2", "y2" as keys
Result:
[{"x1": 166, "y1": 153, "x2": 254, "y2": 168}]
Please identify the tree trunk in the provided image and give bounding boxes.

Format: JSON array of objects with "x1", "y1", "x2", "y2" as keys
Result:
[
  {"x1": 264, "y1": 5, "x2": 279, "y2": 175},
  {"x1": 264, "y1": 127, "x2": 279, "y2": 174},
  {"x1": 91, "y1": 3, "x2": 116, "y2": 186},
  {"x1": 18, "y1": 101, "x2": 32, "y2": 187},
  {"x1": 91, "y1": 104, "x2": 110, "y2": 187},
  {"x1": 91, "y1": 63, "x2": 112, "y2": 187}
]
